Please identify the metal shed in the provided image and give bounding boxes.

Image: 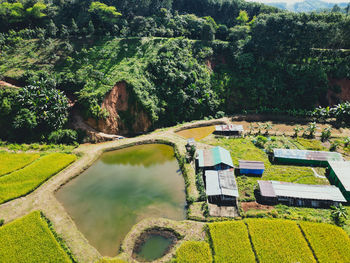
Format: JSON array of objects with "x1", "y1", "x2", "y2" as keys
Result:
[
  {"x1": 273, "y1": 149, "x2": 343, "y2": 167},
  {"x1": 214, "y1": 124, "x2": 244, "y2": 136},
  {"x1": 328, "y1": 161, "x2": 350, "y2": 201},
  {"x1": 239, "y1": 160, "x2": 265, "y2": 176},
  {"x1": 196, "y1": 146, "x2": 234, "y2": 171},
  {"x1": 258, "y1": 180, "x2": 346, "y2": 208},
  {"x1": 205, "y1": 169, "x2": 238, "y2": 205}
]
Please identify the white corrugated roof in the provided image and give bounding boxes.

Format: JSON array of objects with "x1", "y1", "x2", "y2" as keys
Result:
[
  {"x1": 270, "y1": 181, "x2": 346, "y2": 202},
  {"x1": 215, "y1": 124, "x2": 244, "y2": 132},
  {"x1": 205, "y1": 169, "x2": 238, "y2": 197},
  {"x1": 329, "y1": 161, "x2": 350, "y2": 191},
  {"x1": 205, "y1": 170, "x2": 221, "y2": 196}
]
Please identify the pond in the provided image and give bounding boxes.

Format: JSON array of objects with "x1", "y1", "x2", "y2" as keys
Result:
[
  {"x1": 56, "y1": 144, "x2": 186, "y2": 256},
  {"x1": 133, "y1": 229, "x2": 178, "y2": 262}
]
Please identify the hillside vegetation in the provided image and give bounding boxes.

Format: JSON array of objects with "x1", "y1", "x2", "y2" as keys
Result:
[{"x1": 0, "y1": 0, "x2": 350, "y2": 142}]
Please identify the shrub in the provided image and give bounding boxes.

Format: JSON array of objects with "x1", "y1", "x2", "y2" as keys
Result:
[
  {"x1": 253, "y1": 135, "x2": 268, "y2": 148},
  {"x1": 48, "y1": 129, "x2": 78, "y2": 145},
  {"x1": 321, "y1": 126, "x2": 332, "y2": 142},
  {"x1": 195, "y1": 173, "x2": 206, "y2": 201},
  {"x1": 299, "y1": 221, "x2": 350, "y2": 263},
  {"x1": 208, "y1": 221, "x2": 256, "y2": 263},
  {"x1": 0, "y1": 219, "x2": 3, "y2": 226},
  {"x1": 176, "y1": 241, "x2": 212, "y2": 263}
]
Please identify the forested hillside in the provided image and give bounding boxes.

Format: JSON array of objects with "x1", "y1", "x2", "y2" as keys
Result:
[{"x1": 1, "y1": 0, "x2": 350, "y2": 142}]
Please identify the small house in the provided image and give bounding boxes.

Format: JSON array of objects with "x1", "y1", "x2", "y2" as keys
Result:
[
  {"x1": 214, "y1": 124, "x2": 244, "y2": 137},
  {"x1": 258, "y1": 180, "x2": 346, "y2": 208},
  {"x1": 239, "y1": 160, "x2": 265, "y2": 176},
  {"x1": 196, "y1": 146, "x2": 234, "y2": 172},
  {"x1": 205, "y1": 169, "x2": 238, "y2": 205},
  {"x1": 273, "y1": 149, "x2": 343, "y2": 167},
  {"x1": 328, "y1": 161, "x2": 350, "y2": 201}
]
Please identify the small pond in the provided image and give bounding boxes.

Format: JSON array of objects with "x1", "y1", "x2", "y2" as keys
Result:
[
  {"x1": 133, "y1": 229, "x2": 178, "y2": 262},
  {"x1": 56, "y1": 144, "x2": 186, "y2": 256}
]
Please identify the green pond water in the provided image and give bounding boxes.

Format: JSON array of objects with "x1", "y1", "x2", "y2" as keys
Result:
[
  {"x1": 56, "y1": 144, "x2": 186, "y2": 256},
  {"x1": 137, "y1": 234, "x2": 174, "y2": 261}
]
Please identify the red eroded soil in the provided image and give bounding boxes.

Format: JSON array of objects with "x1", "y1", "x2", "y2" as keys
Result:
[
  {"x1": 241, "y1": 201, "x2": 274, "y2": 212},
  {"x1": 0, "y1": 81, "x2": 19, "y2": 89},
  {"x1": 86, "y1": 81, "x2": 152, "y2": 135},
  {"x1": 328, "y1": 78, "x2": 350, "y2": 105}
]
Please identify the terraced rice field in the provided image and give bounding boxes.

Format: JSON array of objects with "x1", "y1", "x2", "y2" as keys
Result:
[
  {"x1": 0, "y1": 153, "x2": 76, "y2": 204},
  {"x1": 0, "y1": 152, "x2": 40, "y2": 176},
  {"x1": 207, "y1": 219, "x2": 350, "y2": 263},
  {"x1": 208, "y1": 221, "x2": 256, "y2": 263},
  {"x1": 176, "y1": 241, "x2": 212, "y2": 263},
  {"x1": 299, "y1": 221, "x2": 350, "y2": 263},
  {"x1": 0, "y1": 211, "x2": 72, "y2": 263},
  {"x1": 176, "y1": 126, "x2": 215, "y2": 141}
]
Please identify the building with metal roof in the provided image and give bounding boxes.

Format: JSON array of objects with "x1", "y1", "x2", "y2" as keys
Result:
[
  {"x1": 205, "y1": 169, "x2": 238, "y2": 204},
  {"x1": 214, "y1": 124, "x2": 244, "y2": 136},
  {"x1": 196, "y1": 146, "x2": 234, "y2": 171},
  {"x1": 273, "y1": 149, "x2": 343, "y2": 167},
  {"x1": 328, "y1": 161, "x2": 350, "y2": 201},
  {"x1": 258, "y1": 180, "x2": 346, "y2": 208},
  {"x1": 239, "y1": 160, "x2": 265, "y2": 176}
]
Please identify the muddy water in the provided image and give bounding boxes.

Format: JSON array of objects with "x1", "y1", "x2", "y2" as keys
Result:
[{"x1": 56, "y1": 144, "x2": 186, "y2": 256}]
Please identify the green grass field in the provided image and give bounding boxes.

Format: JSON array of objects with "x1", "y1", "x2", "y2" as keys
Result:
[
  {"x1": 176, "y1": 241, "x2": 212, "y2": 263},
  {"x1": 208, "y1": 221, "x2": 256, "y2": 263},
  {"x1": 0, "y1": 153, "x2": 76, "y2": 204},
  {"x1": 0, "y1": 211, "x2": 72, "y2": 263},
  {"x1": 300, "y1": 222, "x2": 350, "y2": 263},
  {"x1": 0, "y1": 152, "x2": 40, "y2": 176}
]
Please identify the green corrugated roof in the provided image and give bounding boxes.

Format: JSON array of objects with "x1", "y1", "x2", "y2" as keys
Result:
[{"x1": 197, "y1": 147, "x2": 233, "y2": 168}]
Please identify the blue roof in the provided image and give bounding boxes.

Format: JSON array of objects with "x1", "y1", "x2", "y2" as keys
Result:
[{"x1": 197, "y1": 146, "x2": 233, "y2": 168}]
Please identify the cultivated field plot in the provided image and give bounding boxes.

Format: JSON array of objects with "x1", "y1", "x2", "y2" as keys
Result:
[
  {"x1": 208, "y1": 221, "x2": 256, "y2": 263},
  {"x1": 176, "y1": 241, "x2": 212, "y2": 263},
  {"x1": 300, "y1": 222, "x2": 350, "y2": 263},
  {"x1": 176, "y1": 126, "x2": 215, "y2": 141},
  {"x1": 0, "y1": 211, "x2": 71, "y2": 263},
  {"x1": 0, "y1": 152, "x2": 40, "y2": 176},
  {"x1": 0, "y1": 153, "x2": 76, "y2": 204},
  {"x1": 246, "y1": 219, "x2": 315, "y2": 263}
]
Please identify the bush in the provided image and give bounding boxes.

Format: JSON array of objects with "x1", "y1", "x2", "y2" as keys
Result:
[
  {"x1": 321, "y1": 126, "x2": 332, "y2": 142},
  {"x1": 48, "y1": 129, "x2": 78, "y2": 145},
  {"x1": 195, "y1": 173, "x2": 206, "y2": 201},
  {"x1": 253, "y1": 135, "x2": 268, "y2": 148},
  {"x1": 0, "y1": 219, "x2": 3, "y2": 226},
  {"x1": 176, "y1": 241, "x2": 212, "y2": 263}
]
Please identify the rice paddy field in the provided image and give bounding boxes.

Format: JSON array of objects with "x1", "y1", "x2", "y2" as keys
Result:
[
  {"x1": 0, "y1": 211, "x2": 72, "y2": 263},
  {"x1": 207, "y1": 219, "x2": 350, "y2": 263},
  {"x1": 0, "y1": 152, "x2": 40, "y2": 176},
  {"x1": 176, "y1": 126, "x2": 215, "y2": 141},
  {"x1": 0, "y1": 153, "x2": 76, "y2": 204},
  {"x1": 175, "y1": 241, "x2": 212, "y2": 263}
]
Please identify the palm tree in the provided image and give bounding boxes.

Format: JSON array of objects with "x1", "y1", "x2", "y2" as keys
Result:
[
  {"x1": 305, "y1": 122, "x2": 318, "y2": 138},
  {"x1": 293, "y1": 125, "x2": 303, "y2": 138},
  {"x1": 264, "y1": 122, "x2": 273, "y2": 136},
  {"x1": 331, "y1": 204, "x2": 348, "y2": 226}
]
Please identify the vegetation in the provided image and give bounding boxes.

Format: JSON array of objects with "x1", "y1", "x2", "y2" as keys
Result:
[
  {"x1": 246, "y1": 219, "x2": 315, "y2": 263},
  {"x1": 0, "y1": 152, "x2": 39, "y2": 176},
  {"x1": 175, "y1": 241, "x2": 212, "y2": 263},
  {"x1": 0, "y1": 211, "x2": 72, "y2": 263},
  {"x1": 331, "y1": 203, "x2": 348, "y2": 227},
  {"x1": 0, "y1": 153, "x2": 76, "y2": 204},
  {"x1": 208, "y1": 221, "x2": 256, "y2": 263},
  {"x1": 299, "y1": 222, "x2": 350, "y2": 263}
]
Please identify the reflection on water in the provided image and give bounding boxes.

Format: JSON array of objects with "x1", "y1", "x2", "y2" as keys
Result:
[{"x1": 56, "y1": 144, "x2": 186, "y2": 256}]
